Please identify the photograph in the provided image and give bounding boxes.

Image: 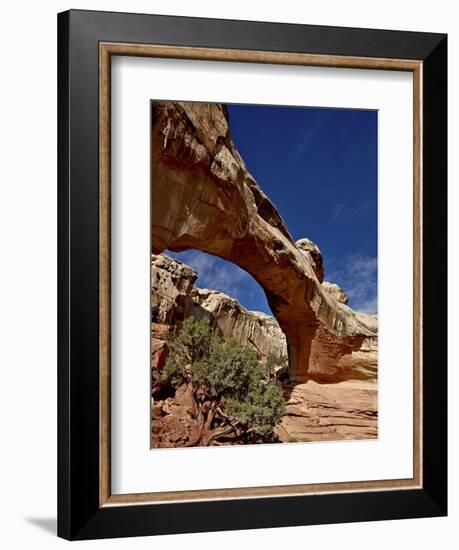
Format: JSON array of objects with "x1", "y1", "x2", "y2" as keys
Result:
[
  {"x1": 150, "y1": 101, "x2": 378, "y2": 448},
  {"x1": 0, "y1": 0, "x2": 451, "y2": 545}
]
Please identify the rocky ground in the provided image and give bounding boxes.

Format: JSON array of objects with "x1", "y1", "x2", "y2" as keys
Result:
[
  {"x1": 276, "y1": 380, "x2": 377, "y2": 442},
  {"x1": 150, "y1": 251, "x2": 378, "y2": 447},
  {"x1": 151, "y1": 379, "x2": 377, "y2": 447}
]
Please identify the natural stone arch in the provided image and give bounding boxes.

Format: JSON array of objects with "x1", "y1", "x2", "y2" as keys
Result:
[{"x1": 151, "y1": 101, "x2": 376, "y2": 383}]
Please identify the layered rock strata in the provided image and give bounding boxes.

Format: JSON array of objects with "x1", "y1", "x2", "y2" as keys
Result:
[
  {"x1": 151, "y1": 101, "x2": 377, "y2": 382},
  {"x1": 151, "y1": 252, "x2": 377, "y2": 383},
  {"x1": 190, "y1": 288, "x2": 287, "y2": 359},
  {"x1": 276, "y1": 380, "x2": 377, "y2": 442},
  {"x1": 151, "y1": 253, "x2": 287, "y2": 368}
]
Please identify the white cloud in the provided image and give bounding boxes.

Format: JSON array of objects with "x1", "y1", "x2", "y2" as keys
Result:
[
  {"x1": 332, "y1": 198, "x2": 376, "y2": 222},
  {"x1": 327, "y1": 253, "x2": 377, "y2": 314},
  {"x1": 166, "y1": 249, "x2": 249, "y2": 300},
  {"x1": 291, "y1": 111, "x2": 323, "y2": 157}
]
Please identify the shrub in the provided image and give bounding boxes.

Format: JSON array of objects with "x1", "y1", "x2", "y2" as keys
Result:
[{"x1": 157, "y1": 318, "x2": 285, "y2": 445}]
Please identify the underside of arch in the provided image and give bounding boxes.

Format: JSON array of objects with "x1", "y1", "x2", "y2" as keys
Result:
[{"x1": 151, "y1": 101, "x2": 376, "y2": 383}]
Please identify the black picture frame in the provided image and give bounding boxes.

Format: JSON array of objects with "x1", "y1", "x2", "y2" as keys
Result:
[{"x1": 58, "y1": 9, "x2": 447, "y2": 540}]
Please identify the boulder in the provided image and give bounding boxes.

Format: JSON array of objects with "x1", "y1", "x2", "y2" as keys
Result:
[
  {"x1": 322, "y1": 281, "x2": 349, "y2": 305},
  {"x1": 296, "y1": 238, "x2": 325, "y2": 283}
]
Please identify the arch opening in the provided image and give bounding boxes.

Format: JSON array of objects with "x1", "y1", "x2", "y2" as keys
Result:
[{"x1": 151, "y1": 100, "x2": 377, "y2": 384}]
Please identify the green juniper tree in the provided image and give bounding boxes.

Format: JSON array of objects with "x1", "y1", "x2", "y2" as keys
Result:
[{"x1": 154, "y1": 317, "x2": 285, "y2": 446}]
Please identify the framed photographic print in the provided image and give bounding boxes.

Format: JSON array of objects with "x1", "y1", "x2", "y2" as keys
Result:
[{"x1": 57, "y1": 9, "x2": 447, "y2": 540}]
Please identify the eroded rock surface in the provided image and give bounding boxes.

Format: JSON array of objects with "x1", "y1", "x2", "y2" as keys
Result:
[
  {"x1": 151, "y1": 252, "x2": 378, "y2": 445},
  {"x1": 151, "y1": 253, "x2": 287, "y2": 366},
  {"x1": 276, "y1": 380, "x2": 377, "y2": 442},
  {"x1": 151, "y1": 101, "x2": 377, "y2": 382},
  {"x1": 151, "y1": 252, "x2": 377, "y2": 384},
  {"x1": 322, "y1": 281, "x2": 349, "y2": 305},
  {"x1": 151, "y1": 253, "x2": 197, "y2": 325},
  {"x1": 296, "y1": 238, "x2": 325, "y2": 283},
  {"x1": 191, "y1": 288, "x2": 287, "y2": 359}
]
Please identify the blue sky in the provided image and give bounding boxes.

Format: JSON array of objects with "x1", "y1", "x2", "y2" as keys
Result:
[{"x1": 168, "y1": 103, "x2": 377, "y2": 315}]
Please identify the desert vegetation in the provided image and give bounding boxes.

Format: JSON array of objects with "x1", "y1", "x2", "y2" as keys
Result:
[
  {"x1": 152, "y1": 318, "x2": 285, "y2": 447},
  {"x1": 150, "y1": 101, "x2": 378, "y2": 447}
]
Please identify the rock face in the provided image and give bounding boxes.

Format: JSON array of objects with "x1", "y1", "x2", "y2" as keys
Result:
[
  {"x1": 151, "y1": 254, "x2": 197, "y2": 325},
  {"x1": 151, "y1": 252, "x2": 377, "y2": 384},
  {"x1": 151, "y1": 254, "x2": 197, "y2": 372},
  {"x1": 276, "y1": 380, "x2": 377, "y2": 442},
  {"x1": 151, "y1": 253, "x2": 287, "y2": 366},
  {"x1": 151, "y1": 101, "x2": 377, "y2": 382},
  {"x1": 150, "y1": 252, "x2": 378, "y2": 444},
  {"x1": 190, "y1": 288, "x2": 287, "y2": 359},
  {"x1": 322, "y1": 281, "x2": 349, "y2": 305},
  {"x1": 296, "y1": 238, "x2": 325, "y2": 283}
]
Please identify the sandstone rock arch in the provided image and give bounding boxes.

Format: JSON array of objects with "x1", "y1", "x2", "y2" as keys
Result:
[{"x1": 151, "y1": 101, "x2": 376, "y2": 383}]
